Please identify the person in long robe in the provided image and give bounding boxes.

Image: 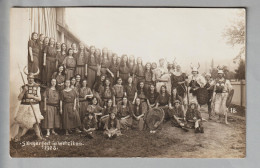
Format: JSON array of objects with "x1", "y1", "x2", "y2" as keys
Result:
[
  {"x1": 79, "y1": 79, "x2": 93, "y2": 123},
  {"x1": 119, "y1": 55, "x2": 130, "y2": 85},
  {"x1": 43, "y1": 38, "x2": 57, "y2": 86},
  {"x1": 28, "y1": 32, "x2": 40, "y2": 81},
  {"x1": 36, "y1": 33, "x2": 45, "y2": 82},
  {"x1": 42, "y1": 78, "x2": 61, "y2": 137},
  {"x1": 60, "y1": 80, "x2": 81, "y2": 135},
  {"x1": 52, "y1": 65, "x2": 66, "y2": 92},
  {"x1": 87, "y1": 46, "x2": 100, "y2": 89},
  {"x1": 127, "y1": 55, "x2": 135, "y2": 77},
  {"x1": 75, "y1": 42, "x2": 88, "y2": 79},
  {"x1": 62, "y1": 48, "x2": 76, "y2": 80}
]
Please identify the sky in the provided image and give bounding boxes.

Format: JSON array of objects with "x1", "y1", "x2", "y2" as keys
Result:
[{"x1": 65, "y1": 8, "x2": 245, "y2": 73}]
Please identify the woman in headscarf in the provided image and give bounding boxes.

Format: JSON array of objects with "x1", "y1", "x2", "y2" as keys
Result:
[
  {"x1": 28, "y1": 32, "x2": 40, "y2": 81},
  {"x1": 62, "y1": 48, "x2": 76, "y2": 80},
  {"x1": 43, "y1": 38, "x2": 57, "y2": 86},
  {"x1": 75, "y1": 42, "x2": 88, "y2": 79}
]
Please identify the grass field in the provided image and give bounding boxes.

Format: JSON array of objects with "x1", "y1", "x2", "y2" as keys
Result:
[{"x1": 10, "y1": 105, "x2": 246, "y2": 158}]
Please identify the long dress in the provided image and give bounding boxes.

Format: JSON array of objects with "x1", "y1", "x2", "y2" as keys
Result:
[
  {"x1": 75, "y1": 50, "x2": 88, "y2": 79},
  {"x1": 63, "y1": 56, "x2": 76, "y2": 80},
  {"x1": 57, "y1": 51, "x2": 67, "y2": 67},
  {"x1": 117, "y1": 104, "x2": 133, "y2": 129},
  {"x1": 133, "y1": 64, "x2": 145, "y2": 87},
  {"x1": 43, "y1": 46, "x2": 57, "y2": 85},
  {"x1": 108, "y1": 62, "x2": 119, "y2": 85},
  {"x1": 87, "y1": 54, "x2": 99, "y2": 89},
  {"x1": 119, "y1": 64, "x2": 130, "y2": 85},
  {"x1": 61, "y1": 89, "x2": 81, "y2": 129},
  {"x1": 79, "y1": 87, "x2": 93, "y2": 122},
  {"x1": 52, "y1": 72, "x2": 65, "y2": 92},
  {"x1": 42, "y1": 88, "x2": 61, "y2": 129},
  {"x1": 100, "y1": 58, "x2": 111, "y2": 77},
  {"x1": 113, "y1": 84, "x2": 124, "y2": 105},
  {"x1": 28, "y1": 39, "x2": 40, "y2": 80},
  {"x1": 171, "y1": 72, "x2": 186, "y2": 97},
  {"x1": 36, "y1": 40, "x2": 44, "y2": 81}
]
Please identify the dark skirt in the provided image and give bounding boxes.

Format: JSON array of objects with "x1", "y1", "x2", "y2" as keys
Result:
[
  {"x1": 43, "y1": 59, "x2": 56, "y2": 85},
  {"x1": 76, "y1": 66, "x2": 85, "y2": 79},
  {"x1": 42, "y1": 105, "x2": 61, "y2": 129},
  {"x1": 87, "y1": 67, "x2": 96, "y2": 89},
  {"x1": 28, "y1": 56, "x2": 40, "y2": 80},
  {"x1": 62, "y1": 102, "x2": 81, "y2": 129}
]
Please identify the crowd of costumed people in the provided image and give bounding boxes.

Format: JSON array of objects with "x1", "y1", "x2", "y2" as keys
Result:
[{"x1": 12, "y1": 32, "x2": 233, "y2": 141}]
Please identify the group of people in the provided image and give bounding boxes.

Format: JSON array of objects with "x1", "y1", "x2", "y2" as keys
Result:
[{"x1": 12, "y1": 32, "x2": 233, "y2": 142}]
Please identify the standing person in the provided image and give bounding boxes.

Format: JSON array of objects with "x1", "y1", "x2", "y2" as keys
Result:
[
  {"x1": 186, "y1": 101, "x2": 204, "y2": 133},
  {"x1": 42, "y1": 78, "x2": 61, "y2": 137},
  {"x1": 79, "y1": 79, "x2": 93, "y2": 123},
  {"x1": 144, "y1": 62, "x2": 154, "y2": 93},
  {"x1": 36, "y1": 33, "x2": 45, "y2": 82},
  {"x1": 52, "y1": 65, "x2": 66, "y2": 92},
  {"x1": 171, "y1": 65, "x2": 187, "y2": 99},
  {"x1": 187, "y1": 63, "x2": 206, "y2": 106},
  {"x1": 117, "y1": 97, "x2": 133, "y2": 130},
  {"x1": 28, "y1": 32, "x2": 40, "y2": 82},
  {"x1": 127, "y1": 55, "x2": 135, "y2": 77},
  {"x1": 108, "y1": 53, "x2": 119, "y2": 85},
  {"x1": 13, "y1": 68, "x2": 43, "y2": 142},
  {"x1": 113, "y1": 78, "x2": 124, "y2": 106},
  {"x1": 124, "y1": 76, "x2": 137, "y2": 105},
  {"x1": 92, "y1": 74, "x2": 106, "y2": 105},
  {"x1": 87, "y1": 46, "x2": 99, "y2": 89},
  {"x1": 137, "y1": 81, "x2": 148, "y2": 113},
  {"x1": 41, "y1": 37, "x2": 49, "y2": 85},
  {"x1": 57, "y1": 43, "x2": 67, "y2": 67},
  {"x1": 75, "y1": 74, "x2": 82, "y2": 91},
  {"x1": 108, "y1": 50, "x2": 113, "y2": 62},
  {"x1": 100, "y1": 79, "x2": 115, "y2": 107},
  {"x1": 119, "y1": 55, "x2": 130, "y2": 85},
  {"x1": 212, "y1": 69, "x2": 233, "y2": 124},
  {"x1": 56, "y1": 42, "x2": 61, "y2": 53},
  {"x1": 133, "y1": 57, "x2": 145, "y2": 87},
  {"x1": 154, "y1": 59, "x2": 171, "y2": 94},
  {"x1": 155, "y1": 85, "x2": 173, "y2": 120},
  {"x1": 43, "y1": 38, "x2": 57, "y2": 86},
  {"x1": 104, "y1": 112, "x2": 121, "y2": 139},
  {"x1": 100, "y1": 47, "x2": 111, "y2": 77},
  {"x1": 146, "y1": 84, "x2": 159, "y2": 109},
  {"x1": 71, "y1": 43, "x2": 78, "y2": 57},
  {"x1": 131, "y1": 98, "x2": 146, "y2": 131},
  {"x1": 204, "y1": 73, "x2": 214, "y2": 120},
  {"x1": 60, "y1": 79, "x2": 81, "y2": 135},
  {"x1": 75, "y1": 42, "x2": 88, "y2": 79},
  {"x1": 62, "y1": 48, "x2": 76, "y2": 80}
]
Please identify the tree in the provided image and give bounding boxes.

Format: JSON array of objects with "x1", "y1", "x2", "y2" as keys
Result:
[
  {"x1": 222, "y1": 10, "x2": 245, "y2": 62},
  {"x1": 235, "y1": 59, "x2": 245, "y2": 80}
]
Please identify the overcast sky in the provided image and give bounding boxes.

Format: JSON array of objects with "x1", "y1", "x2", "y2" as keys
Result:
[{"x1": 65, "y1": 8, "x2": 245, "y2": 73}]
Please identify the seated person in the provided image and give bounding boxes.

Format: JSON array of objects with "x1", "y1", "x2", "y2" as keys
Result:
[
  {"x1": 186, "y1": 101, "x2": 204, "y2": 133},
  {"x1": 132, "y1": 98, "x2": 145, "y2": 131},
  {"x1": 86, "y1": 97, "x2": 103, "y2": 122},
  {"x1": 104, "y1": 112, "x2": 121, "y2": 139},
  {"x1": 100, "y1": 99, "x2": 117, "y2": 129},
  {"x1": 169, "y1": 100, "x2": 187, "y2": 131},
  {"x1": 82, "y1": 113, "x2": 97, "y2": 139},
  {"x1": 117, "y1": 97, "x2": 133, "y2": 130}
]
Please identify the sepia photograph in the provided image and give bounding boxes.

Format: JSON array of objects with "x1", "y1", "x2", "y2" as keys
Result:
[{"x1": 9, "y1": 7, "x2": 246, "y2": 158}]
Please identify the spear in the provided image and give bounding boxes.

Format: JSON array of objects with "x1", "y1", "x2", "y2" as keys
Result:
[{"x1": 17, "y1": 64, "x2": 43, "y2": 139}]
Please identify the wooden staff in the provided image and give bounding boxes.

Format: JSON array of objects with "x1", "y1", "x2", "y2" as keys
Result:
[{"x1": 18, "y1": 64, "x2": 43, "y2": 138}]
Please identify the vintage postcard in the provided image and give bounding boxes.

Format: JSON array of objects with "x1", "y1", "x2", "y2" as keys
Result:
[{"x1": 10, "y1": 7, "x2": 246, "y2": 157}]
